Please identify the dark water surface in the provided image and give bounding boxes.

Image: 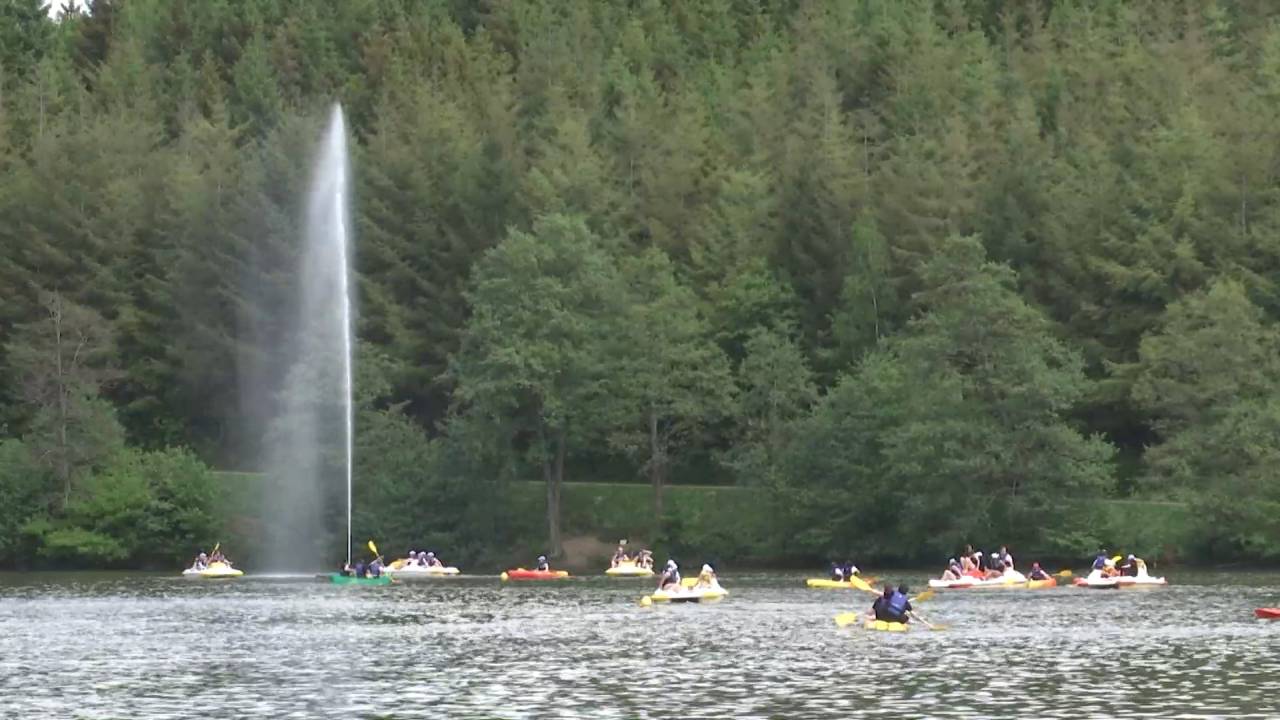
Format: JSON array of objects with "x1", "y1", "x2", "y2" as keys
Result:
[{"x1": 2, "y1": 570, "x2": 1279, "y2": 719}]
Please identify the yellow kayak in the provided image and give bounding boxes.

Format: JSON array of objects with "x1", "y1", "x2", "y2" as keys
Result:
[
  {"x1": 864, "y1": 619, "x2": 909, "y2": 632},
  {"x1": 806, "y1": 577, "x2": 874, "y2": 591},
  {"x1": 181, "y1": 561, "x2": 243, "y2": 579},
  {"x1": 605, "y1": 562, "x2": 654, "y2": 577},
  {"x1": 642, "y1": 583, "x2": 728, "y2": 604}
]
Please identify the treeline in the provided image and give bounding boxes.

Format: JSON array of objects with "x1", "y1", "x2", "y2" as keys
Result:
[{"x1": 1, "y1": 0, "x2": 1279, "y2": 568}]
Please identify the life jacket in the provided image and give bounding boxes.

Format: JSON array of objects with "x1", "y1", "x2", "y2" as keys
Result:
[
  {"x1": 831, "y1": 566, "x2": 845, "y2": 581},
  {"x1": 886, "y1": 591, "x2": 908, "y2": 617},
  {"x1": 1092, "y1": 556, "x2": 1106, "y2": 570}
]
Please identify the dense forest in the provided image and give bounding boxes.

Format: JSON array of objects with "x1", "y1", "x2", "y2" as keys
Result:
[{"x1": 2, "y1": 0, "x2": 1279, "y2": 569}]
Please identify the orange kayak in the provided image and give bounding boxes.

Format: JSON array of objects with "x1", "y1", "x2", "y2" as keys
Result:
[
  {"x1": 501, "y1": 569, "x2": 569, "y2": 581},
  {"x1": 1255, "y1": 608, "x2": 1280, "y2": 619}
]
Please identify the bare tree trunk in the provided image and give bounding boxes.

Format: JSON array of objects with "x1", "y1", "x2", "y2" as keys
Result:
[
  {"x1": 650, "y1": 408, "x2": 663, "y2": 527},
  {"x1": 542, "y1": 422, "x2": 563, "y2": 558},
  {"x1": 50, "y1": 293, "x2": 72, "y2": 508}
]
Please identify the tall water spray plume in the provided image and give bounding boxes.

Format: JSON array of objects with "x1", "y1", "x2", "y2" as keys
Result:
[{"x1": 261, "y1": 105, "x2": 355, "y2": 571}]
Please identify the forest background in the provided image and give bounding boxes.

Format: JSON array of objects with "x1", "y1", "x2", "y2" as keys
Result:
[{"x1": 2, "y1": 0, "x2": 1278, "y2": 570}]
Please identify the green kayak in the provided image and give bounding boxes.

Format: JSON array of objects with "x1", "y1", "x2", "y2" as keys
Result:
[{"x1": 328, "y1": 573, "x2": 393, "y2": 586}]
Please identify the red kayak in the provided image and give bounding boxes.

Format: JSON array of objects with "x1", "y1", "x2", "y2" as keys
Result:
[
  {"x1": 1255, "y1": 608, "x2": 1280, "y2": 619},
  {"x1": 501, "y1": 568, "x2": 569, "y2": 581}
]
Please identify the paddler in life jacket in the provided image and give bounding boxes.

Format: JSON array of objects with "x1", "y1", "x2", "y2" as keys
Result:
[
  {"x1": 535, "y1": 555, "x2": 551, "y2": 572},
  {"x1": 871, "y1": 586, "x2": 893, "y2": 620},
  {"x1": 611, "y1": 540, "x2": 630, "y2": 568},
  {"x1": 658, "y1": 560, "x2": 681, "y2": 590},
  {"x1": 983, "y1": 551, "x2": 1005, "y2": 580},
  {"x1": 191, "y1": 552, "x2": 209, "y2": 571},
  {"x1": 368, "y1": 557, "x2": 383, "y2": 578},
  {"x1": 422, "y1": 551, "x2": 443, "y2": 568},
  {"x1": 880, "y1": 585, "x2": 912, "y2": 623},
  {"x1": 636, "y1": 549, "x2": 654, "y2": 570},
  {"x1": 405, "y1": 550, "x2": 418, "y2": 567},
  {"x1": 830, "y1": 562, "x2": 847, "y2": 582},
  {"x1": 1092, "y1": 550, "x2": 1108, "y2": 572},
  {"x1": 844, "y1": 561, "x2": 860, "y2": 578},
  {"x1": 1027, "y1": 562, "x2": 1051, "y2": 581}
]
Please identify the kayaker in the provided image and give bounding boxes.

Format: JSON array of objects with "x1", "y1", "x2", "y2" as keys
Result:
[
  {"x1": 843, "y1": 560, "x2": 860, "y2": 578},
  {"x1": 830, "y1": 562, "x2": 846, "y2": 582},
  {"x1": 871, "y1": 586, "x2": 893, "y2": 620},
  {"x1": 535, "y1": 555, "x2": 551, "y2": 572},
  {"x1": 368, "y1": 557, "x2": 383, "y2": 578},
  {"x1": 1092, "y1": 550, "x2": 1108, "y2": 572},
  {"x1": 997, "y1": 546, "x2": 1014, "y2": 571},
  {"x1": 1101, "y1": 558, "x2": 1119, "y2": 577},
  {"x1": 941, "y1": 558, "x2": 962, "y2": 581},
  {"x1": 191, "y1": 552, "x2": 209, "y2": 571},
  {"x1": 353, "y1": 560, "x2": 366, "y2": 578},
  {"x1": 423, "y1": 551, "x2": 443, "y2": 568},
  {"x1": 611, "y1": 540, "x2": 630, "y2": 568},
  {"x1": 693, "y1": 564, "x2": 717, "y2": 589},
  {"x1": 983, "y1": 551, "x2": 1004, "y2": 579},
  {"x1": 636, "y1": 550, "x2": 654, "y2": 570},
  {"x1": 658, "y1": 560, "x2": 681, "y2": 590},
  {"x1": 1119, "y1": 554, "x2": 1146, "y2": 577},
  {"x1": 1027, "y1": 562, "x2": 1051, "y2": 581}
]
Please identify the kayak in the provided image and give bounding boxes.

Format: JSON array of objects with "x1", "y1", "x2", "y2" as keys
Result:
[
  {"x1": 863, "y1": 619, "x2": 909, "y2": 632},
  {"x1": 181, "y1": 562, "x2": 243, "y2": 579},
  {"x1": 501, "y1": 569, "x2": 569, "y2": 581},
  {"x1": 329, "y1": 573, "x2": 393, "y2": 586},
  {"x1": 384, "y1": 564, "x2": 460, "y2": 577},
  {"x1": 1254, "y1": 608, "x2": 1280, "y2": 619},
  {"x1": 929, "y1": 571, "x2": 1028, "y2": 590},
  {"x1": 806, "y1": 578, "x2": 874, "y2": 591},
  {"x1": 605, "y1": 562, "x2": 654, "y2": 577},
  {"x1": 1073, "y1": 572, "x2": 1166, "y2": 589},
  {"x1": 1026, "y1": 577, "x2": 1058, "y2": 590},
  {"x1": 644, "y1": 583, "x2": 728, "y2": 604}
]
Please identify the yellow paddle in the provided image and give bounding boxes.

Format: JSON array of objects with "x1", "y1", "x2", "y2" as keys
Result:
[
  {"x1": 834, "y1": 612, "x2": 860, "y2": 628},
  {"x1": 1056, "y1": 569, "x2": 1073, "y2": 578},
  {"x1": 912, "y1": 589, "x2": 935, "y2": 603}
]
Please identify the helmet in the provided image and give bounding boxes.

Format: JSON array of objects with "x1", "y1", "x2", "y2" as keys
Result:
[
  {"x1": 948, "y1": 558, "x2": 957, "y2": 564},
  {"x1": 537, "y1": 555, "x2": 547, "y2": 562},
  {"x1": 619, "y1": 539, "x2": 627, "y2": 546},
  {"x1": 1127, "y1": 554, "x2": 1135, "y2": 560},
  {"x1": 666, "y1": 559, "x2": 677, "y2": 569},
  {"x1": 408, "y1": 551, "x2": 417, "y2": 558},
  {"x1": 701, "y1": 564, "x2": 713, "y2": 574},
  {"x1": 427, "y1": 551, "x2": 435, "y2": 558}
]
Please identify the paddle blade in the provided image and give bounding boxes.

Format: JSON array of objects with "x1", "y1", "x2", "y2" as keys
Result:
[
  {"x1": 1056, "y1": 569, "x2": 1073, "y2": 577},
  {"x1": 849, "y1": 576, "x2": 875, "y2": 594},
  {"x1": 368, "y1": 540, "x2": 379, "y2": 557},
  {"x1": 834, "y1": 612, "x2": 860, "y2": 628},
  {"x1": 212, "y1": 542, "x2": 220, "y2": 554}
]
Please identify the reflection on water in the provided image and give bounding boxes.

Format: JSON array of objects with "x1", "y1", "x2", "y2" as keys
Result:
[{"x1": 2, "y1": 572, "x2": 1278, "y2": 718}]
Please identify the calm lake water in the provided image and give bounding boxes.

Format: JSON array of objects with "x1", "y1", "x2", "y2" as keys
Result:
[{"x1": 2, "y1": 569, "x2": 1278, "y2": 719}]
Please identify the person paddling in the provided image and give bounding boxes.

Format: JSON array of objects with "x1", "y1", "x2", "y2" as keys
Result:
[
  {"x1": 535, "y1": 555, "x2": 551, "y2": 572},
  {"x1": 611, "y1": 540, "x2": 630, "y2": 568},
  {"x1": 941, "y1": 558, "x2": 963, "y2": 581},
  {"x1": 693, "y1": 564, "x2": 717, "y2": 589},
  {"x1": 871, "y1": 586, "x2": 893, "y2": 621},
  {"x1": 422, "y1": 551, "x2": 443, "y2": 568},
  {"x1": 636, "y1": 549, "x2": 654, "y2": 570},
  {"x1": 830, "y1": 562, "x2": 847, "y2": 582},
  {"x1": 1027, "y1": 562, "x2": 1051, "y2": 581},
  {"x1": 1092, "y1": 550, "x2": 1108, "y2": 573},
  {"x1": 658, "y1": 560, "x2": 681, "y2": 591}
]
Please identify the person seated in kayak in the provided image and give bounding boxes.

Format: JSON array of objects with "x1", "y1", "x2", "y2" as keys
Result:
[
  {"x1": 843, "y1": 561, "x2": 860, "y2": 578},
  {"x1": 983, "y1": 551, "x2": 1005, "y2": 580},
  {"x1": 1092, "y1": 550, "x2": 1108, "y2": 573},
  {"x1": 1118, "y1": 554, "x2": 1147, "y2": 577},
  {"x1": 636, "y1": 549, "x2": 654, "y2": 570},
  {"x1": 997, "y1": 546, "x2": 1014, "y2": 572},
  {"x1": 422, "y1": 551, "x2": 443, "y2": 568},
  {"x1": 191, "y1": 552, "x2": 209, "y2": 571},
  {"x1": 873, "y1": 585, "x2": 911, "y2": 623},
  {"x1": 1027, "y1": 562, "x2": 1051, "y2": 581},
  {"x1": 941, "y1": 558, "x2": 963, "y2": 581},
  {"x1": 1101, "y1": 558, "x2": 1119, "y2": 577},
  {"x1": 535, "y1": 555, "x2": 551, "y2": 572},
  {"x1": 611, "y1": 540, "x2": 630, "y2": 568},
  {"x1": 658, "y1": 560, "x2": 681, "y2": 591},
  {"x1": 830, "y1": 562, "x2": 847, "y2": 582},
  {"x1": 351, "y1": 561, "x2": 366, "y2": 578},
  {"x1": 367, "y1": 557, "x2": 383, "y2": 578},
  {"x1": 693, "y1": 564, "x2": 717, "y2": 589}
]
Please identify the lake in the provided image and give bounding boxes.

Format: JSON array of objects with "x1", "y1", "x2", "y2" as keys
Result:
[{"x1": 2, "y1": 570, "x2": 1277, "y2": 718}]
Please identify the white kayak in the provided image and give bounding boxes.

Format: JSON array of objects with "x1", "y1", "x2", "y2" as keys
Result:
[
  {"x1": 644, "y1": 582, "x2": 728, "y2": 604},
  {"x1": 1074, "y1": 571, "x2": 1167, "y2": 589},
  {"x1": 929, "y1": 570, "x2": 1027, "y2": 590},
  {"x1": 384, "y1": 564, "x2": 460, "y2": 577},
  {"x1": 605, "y1": 562, "x2": 654, "y2": 577},
  {"x1": 182, "y1": 562, "x2": 243, "y2": 579}
]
